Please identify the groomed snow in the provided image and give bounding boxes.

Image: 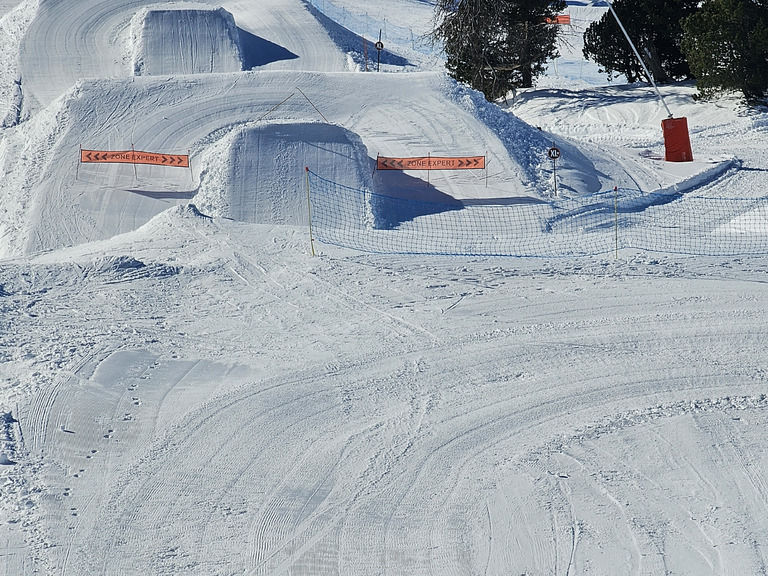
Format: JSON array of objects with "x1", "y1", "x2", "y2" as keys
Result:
[
  {"x1": 131, "y1": 4, "x2": 244, "y2": 76},
  {"x1": 2, "y1": 0, "x2": 768, "y2": 575}
]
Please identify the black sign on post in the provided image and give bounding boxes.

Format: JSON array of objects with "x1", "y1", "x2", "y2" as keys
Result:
[
  {"x1": 375, "y1": 29, "x2": 383, "y2": 72},
  {"x1": 548, "y1": 144, "x2": 561, "y2": 196}
]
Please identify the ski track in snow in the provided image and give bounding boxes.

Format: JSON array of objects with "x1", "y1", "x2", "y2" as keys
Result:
[
  {"x1": 4, "y1": 216, "x2": 768, "y2": 574},
  {"x1": 2, "y1": 0, "x2": 768, "y2": 574}
]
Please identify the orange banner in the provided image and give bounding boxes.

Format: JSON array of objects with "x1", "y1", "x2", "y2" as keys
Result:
[
  {"x1": 80, "y1": 149, "x2": 189, "y2": 168},
  {"x1": 545, "y1": 14, "x2": 571, "y2": 24},
  {"x1": 377, "y1": 156, "x2": 485, "y2": 171}
]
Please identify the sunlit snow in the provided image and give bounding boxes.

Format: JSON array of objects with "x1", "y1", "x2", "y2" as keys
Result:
[{"x1": 1, "y1": 0, "x2": 768, "y2": 574}]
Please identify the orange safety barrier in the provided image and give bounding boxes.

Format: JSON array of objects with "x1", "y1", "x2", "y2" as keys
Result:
[
  {"x1": 377, "y1": 156, "x2": 485, "y2": 171},
  {"x1": 80, "y1": 149, "x2": 190, "y2": 168}
]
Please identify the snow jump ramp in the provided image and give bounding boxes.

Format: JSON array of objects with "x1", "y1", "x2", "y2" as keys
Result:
[
  {"x1": 218, "y1": 122, "x2": 373, "y2": 226},
  {"x1": 131, "y1": 4, "x2": 244, "y2": 75}
]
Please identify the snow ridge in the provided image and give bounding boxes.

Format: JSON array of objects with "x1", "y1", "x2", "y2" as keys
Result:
[{"x1": 0, "y1": 0, "x2": 38, "y2": 127}]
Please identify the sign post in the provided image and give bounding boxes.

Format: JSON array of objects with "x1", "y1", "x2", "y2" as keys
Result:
[
  {"x1": 375, "y1": 30, "x2": 384, "y2": 72},
  {"x1": 548, "y1": 144, "x2": 561, "y2": 196}
]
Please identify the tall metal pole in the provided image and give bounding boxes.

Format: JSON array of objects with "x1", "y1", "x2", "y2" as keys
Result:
[{"x1": 603, "y1": 0, "x2": 673, "y2": 118}]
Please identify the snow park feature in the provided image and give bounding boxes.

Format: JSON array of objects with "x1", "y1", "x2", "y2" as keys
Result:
[
  {"x1": 217, "y1": 122, "x2": 373, "y2": 225},
  {"x1": 2, "y1": 0, "x2": 768, "y2": 575},
  {"x1": 131, "y1": 4, "x2": 244, "y2": 76}
]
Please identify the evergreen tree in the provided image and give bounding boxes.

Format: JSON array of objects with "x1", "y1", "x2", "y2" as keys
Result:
[
  {"x1": 432, "y1": 0, "x2": 567, "y2": 101},
  {"x1": 681, "y1": 0, "x2": 768, "y2": 101},
  {"x1": 582, "y1": 0, "x2": 697, "y2": 84}
]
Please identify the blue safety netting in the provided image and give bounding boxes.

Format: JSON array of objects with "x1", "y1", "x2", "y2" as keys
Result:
[{"x1": 307, "y1": 169, "x2": 768, "y2": 257}]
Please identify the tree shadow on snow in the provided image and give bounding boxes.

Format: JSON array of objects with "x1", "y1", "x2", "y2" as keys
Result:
[
  {"x1": 238, "y1": 29, "x2": 299, "y2": 69},
  {"x1": 302, "y1": 1, "x2": 412, "y2": 68}
]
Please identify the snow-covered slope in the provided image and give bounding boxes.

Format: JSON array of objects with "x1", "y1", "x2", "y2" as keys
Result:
[
  {"x1": 2, "y1": 1, "x2": 768, "y2": 575},
  {"x1": 0, "y1": 0, "x2": 734, "y2": 259},
  {"x1": 0, "y1": 71, "x2": 543, "y2": 256},
  {"x1": 3, "y1": 66, "x2": 697, "y2": 258},
  {"x1": 4, "y1": 208, "x2": 768, "y2": 576},
  {"x1": 16, "y1": 0, "x2": 347, "y2": 116}
]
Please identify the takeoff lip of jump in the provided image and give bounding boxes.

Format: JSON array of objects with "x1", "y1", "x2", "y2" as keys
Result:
[{"x1": 80, "y1": 149, "x2": 190, "y2": 168}]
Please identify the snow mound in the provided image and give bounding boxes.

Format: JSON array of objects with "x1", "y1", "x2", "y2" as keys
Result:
[
  {"x1": 201, "y1": 122, "x2": 373, "y2": 225},
  {"x1": 131, "y1": 4, "x2": 243, "y2": 75},
  {"x1": 85, "y1": 255, "x2": 179, "y2": 282},
  {"x1": 90, "y1": 255, "x2": 146, "y2": 274},
  {"x1": 0, "y1": 0, "x2": 37, "y2": 127},
  {"x1": 170, "y1": 203, "x2": 212, "y2": 220}
]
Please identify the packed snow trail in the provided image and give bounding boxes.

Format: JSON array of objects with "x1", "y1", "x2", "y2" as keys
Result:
[{"x1": 3, "y1": 210, "x2": 768, "y2": 575}]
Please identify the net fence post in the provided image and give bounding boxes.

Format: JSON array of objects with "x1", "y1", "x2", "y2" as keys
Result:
[{"x1": 305, "y1": 167, "x2": 316, "y2": 257}]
